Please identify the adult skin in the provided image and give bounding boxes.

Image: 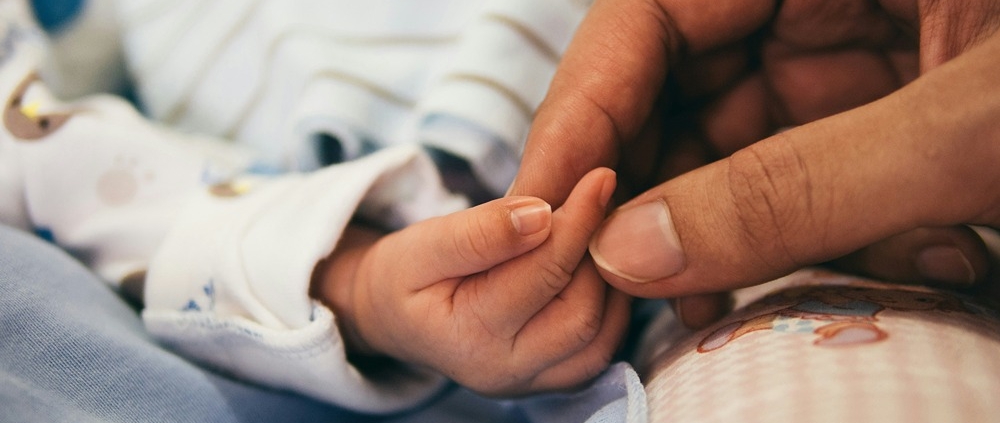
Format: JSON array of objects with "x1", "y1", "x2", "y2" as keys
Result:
[{"x1": 510, "y1": 0, "x2": 1000, "y2": 326}]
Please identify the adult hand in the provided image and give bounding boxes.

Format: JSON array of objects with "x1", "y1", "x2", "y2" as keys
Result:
[{"x1": 510, "y1": 0, "x2": 1000, "y2": 326}]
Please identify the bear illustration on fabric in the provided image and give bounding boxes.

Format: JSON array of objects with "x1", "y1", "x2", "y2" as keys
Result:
[
  {"x1": 697, "y1": 276, "x2": 971, "y2": 353},
  {"x1": 3, "y1": 71, "x2": 154, "y2": 208},
  {"x1": 4, "y1": 72, "x2": 72, "y2": 140}
]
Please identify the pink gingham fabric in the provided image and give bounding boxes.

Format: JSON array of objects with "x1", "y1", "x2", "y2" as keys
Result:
[{"x1": 641, "y1": 269, "x2": 1000, "y2": 423}]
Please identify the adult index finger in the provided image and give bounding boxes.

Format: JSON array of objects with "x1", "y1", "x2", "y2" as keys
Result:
[{"x1": 510, "y1": 0, "x2": 777, "y2": 205}]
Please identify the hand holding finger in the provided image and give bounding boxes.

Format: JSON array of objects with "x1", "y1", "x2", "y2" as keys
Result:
[
  {"x1": 457, "y1": 168, "x2": 616, "y2": 339},
  {"x1": 590, "y1": 32, "x2": 1000, "y2": 298}
]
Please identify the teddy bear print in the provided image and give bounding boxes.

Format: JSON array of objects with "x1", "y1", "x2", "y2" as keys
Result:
[
  {"x1": 697, "y1": 284, "x2": 969, "y2": 353},
  {"x1": 3, "y1": 72, "x2": 72, "y2": 141},
  {"x1": 95, "y1": 155, "x2": 156, "y2": 207}
]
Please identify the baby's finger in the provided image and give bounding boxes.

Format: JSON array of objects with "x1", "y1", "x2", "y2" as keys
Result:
[
  {"x1": 463, "y1": 262, "x2": 630, "y2": 397},
  {"x1": 395, "y1": 196, "x2": 554, "y2": 290},
  {"x1": 506, "y1": 258, "x2": 629, "y2": 386},
  {"x1": 458, "y1": 168, "x2": 616, "y2": 338},
  {"x1": 523, "y1": 285, "x2": 632, "y2": 394},
  {"x1": 511, "y1": 257, "x2": 608, "y2": 372}
]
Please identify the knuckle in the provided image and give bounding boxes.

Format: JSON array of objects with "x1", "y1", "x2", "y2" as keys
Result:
[
  {"x1": 536, "y1": 259, "x2": 576, "y2": 294},
  {"x1": 566, "y1": 302, "x2": 603, "y2": 346},
  {"x1": 453, "y1": 215, "x2": 495, "y2": 265},
  {"x1": 460, "y1": 285, "x2": 509, "y2": 340},
  {"x1": 725, "y1": 138, "x2": 820, "y2": 269}
]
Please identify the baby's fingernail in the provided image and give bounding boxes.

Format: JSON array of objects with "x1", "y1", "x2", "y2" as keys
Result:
[
  {"x1": 590, "y1": 200, "x2": 684, "y2": 283},
  {"x1": 598, "y1": 170, "x2": 616, "y2": 209},
  {"x1": 511, "y1": 200, "x2": 552, "y2": 235},
  {"x1": 916, "y1": 245, "x2": 976, "y2": 285}
]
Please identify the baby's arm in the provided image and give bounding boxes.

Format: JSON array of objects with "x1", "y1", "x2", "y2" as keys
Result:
[{"x1": 312, "y1": 168, "x2": 631, "y2": 396}]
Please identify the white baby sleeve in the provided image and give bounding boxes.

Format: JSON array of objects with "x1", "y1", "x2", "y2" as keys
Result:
[
  {"x1": 0, "y1": 9, "x2": 251, "y2": 285},
  {"x1": 142, "y1": 145, "x2": 465, "y2": 413},
  {"x1": 0, "y1": 2, "x2": 463, "y2": 412}
]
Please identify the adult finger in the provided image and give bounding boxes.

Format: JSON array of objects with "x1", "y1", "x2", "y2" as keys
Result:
[
  {"x1": 510, "y1": 0, "x2": 778, "y2": 205},
  {"x1": 829, "y1": 225, "x2": 989, "y2": 288},
  {"x1": 699, "y1": 46, "x2": 915, "y2": 157},
  {"x1": 673, "y1": 292, "x2": 732, "y2": 329},
  {"x1": 673, "y1": 226, "x2": 991, "y2": 329},
  {"x1": 588, "y1": 33, "x2": 1000, "y2": 298},
  {"x1": 460, "y1": 168, "x2": 615, "y2": 338}
]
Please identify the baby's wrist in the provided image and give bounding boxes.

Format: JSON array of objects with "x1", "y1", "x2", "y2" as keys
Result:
[
  {"x1": 310, "y1": 225, "x2": 382, "y2": 357},
  {"x1": 312, "y1": 253, "x2": 420, "y2": 380}
]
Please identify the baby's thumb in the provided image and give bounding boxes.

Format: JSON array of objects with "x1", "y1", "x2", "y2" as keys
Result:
[{"x1": 397, "y1": 196, "x2": 553, "y2": 287}]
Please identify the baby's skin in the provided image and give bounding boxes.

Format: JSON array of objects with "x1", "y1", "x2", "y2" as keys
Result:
[{"x1": 311, "y1": 168, "x2": 630, "y2": 396}]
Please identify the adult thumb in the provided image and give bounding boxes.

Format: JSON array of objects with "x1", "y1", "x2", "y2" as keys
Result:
[{"x1": 587, "y1": 37, "x2": 1000, "y2": 298}]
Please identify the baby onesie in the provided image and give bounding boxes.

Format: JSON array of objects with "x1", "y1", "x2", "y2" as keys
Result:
[
  {"x1": 114, "y1": 0, "x2": 589, "y2": 196},
  {"x1": 0, "y1": 0, "x2": 467, "y2": 413}
]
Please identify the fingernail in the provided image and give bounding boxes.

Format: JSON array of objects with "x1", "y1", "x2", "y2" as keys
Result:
[
  {"x1": 916, "y1": 246, "x2": 976, "y2": 285},
  {"x1": 598, "y1": 170, "x2": 616, "y2": 209},
  {"x1": 511, "y1": 201, "x2": 552, "y2": 235},
  {"x1": 590, "y1": 200, "x2": 684, "y2": 283}
]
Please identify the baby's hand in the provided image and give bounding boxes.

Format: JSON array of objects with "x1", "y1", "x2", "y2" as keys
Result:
[{"x1": 313, "y1": 168, "x2": 630, "y2": 396}]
